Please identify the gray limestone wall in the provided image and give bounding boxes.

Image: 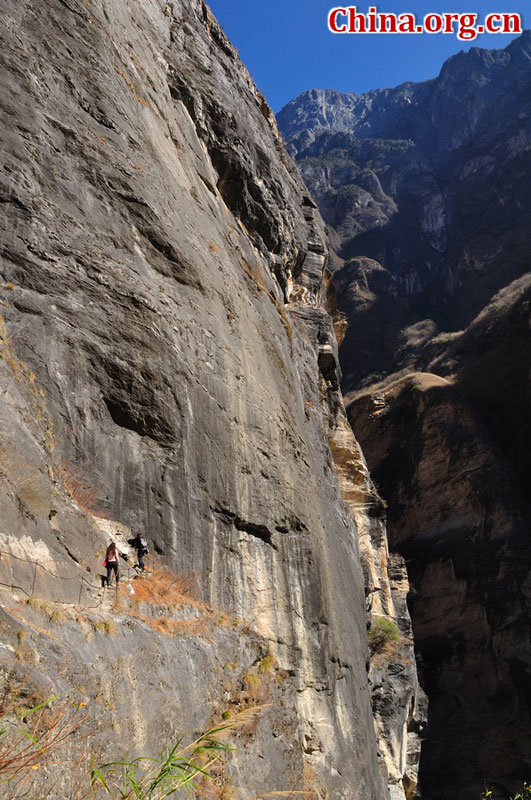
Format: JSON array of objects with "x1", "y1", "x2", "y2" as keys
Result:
[{"x1": 0, "y1": 0, "x2": 392, "y2": 797}]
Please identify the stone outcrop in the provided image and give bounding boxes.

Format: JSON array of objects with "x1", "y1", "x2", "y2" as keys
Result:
[
  {"x1": 278, "y1": 33, "x2": 531, "y2": 800},
  {"x1": 0, "y1": 0, "x2": 416, "y2": 797}
]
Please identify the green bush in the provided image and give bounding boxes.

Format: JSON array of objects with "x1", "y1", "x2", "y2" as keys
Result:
[{"x1": 368, "y1": 617, "x2": 400, "y2": 654}]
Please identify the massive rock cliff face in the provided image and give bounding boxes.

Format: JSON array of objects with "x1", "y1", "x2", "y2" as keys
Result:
[
  {"x1": 0, "y1": 0, "x2": 421, "y2": 797},
  {"x1": 278, "y1": 33, "x2": 531, "y2": 800}
]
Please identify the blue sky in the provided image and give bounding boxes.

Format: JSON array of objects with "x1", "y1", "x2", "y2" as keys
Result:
[{"x1": 207, "y1": 1, "x2": 526, "y2": 111}]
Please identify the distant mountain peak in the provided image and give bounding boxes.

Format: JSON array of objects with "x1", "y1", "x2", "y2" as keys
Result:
[
  {"x1": 277, "y1": 31, "x2": 531, "y2": 152},
  {"x1": 278, "y1": 31, "x2": 530, "y2": 143}
]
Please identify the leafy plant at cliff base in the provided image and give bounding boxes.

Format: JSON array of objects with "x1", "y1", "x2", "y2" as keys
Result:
[
  {"x1": 91, "y1": 731, "x2": 228, "y2": 799},
  {"x1": 367, "y1": 616, "x2": 400, "y2": 654},
  {"x1": 91, "y1": 707, "x2": 264, "y2": 799}
]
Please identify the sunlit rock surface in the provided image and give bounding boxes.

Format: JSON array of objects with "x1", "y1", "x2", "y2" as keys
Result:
[{"x1": 0, "y1": 0, "x2": 419, "y2": 797}]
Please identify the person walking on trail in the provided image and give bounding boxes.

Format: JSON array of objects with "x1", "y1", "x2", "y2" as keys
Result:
[
  {"x1": 128, "y1": 534, "x2": 149, "y2": 572},
  {"x1": 104, "y1": 541, "x2": 120, "y2": 587}
]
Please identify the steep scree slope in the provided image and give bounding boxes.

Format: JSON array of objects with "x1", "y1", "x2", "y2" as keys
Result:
[{"x1": 0, "y1": 0, "x2": 423, "y2": 797}]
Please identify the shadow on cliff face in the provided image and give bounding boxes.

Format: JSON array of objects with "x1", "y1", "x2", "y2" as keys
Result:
[
  {"x1": 167, "y1": 67, "x2": 295, "y2": 260},
  {"x1": 335, "y1": 201, "x2": 531, "y2": 800},
  {"x1": 278, "y1": 31, "x2": 531, "y2": 800},
  {"x1": 347, "y1": 367, "x2": 531, "y2": 799},
  {"x1": 338, "y1": 250, "x2": 531, "y2": 800}
]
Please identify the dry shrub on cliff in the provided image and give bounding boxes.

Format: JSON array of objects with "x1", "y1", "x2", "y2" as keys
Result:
[
  {"x1": 0, "y1": 316, "x2": 23, "y2": 381},
  {"x1": 56, "y1": 460, "x2": 109, "y2": 517},
  {"x1": 0, "y1": 670, "x2": 88, "y2": 797},
  {"x1": 258, "y1": 652, "x2": 275, "y2": 674},
  {"x1": 128, "y1": 565, "x2": 203, "y2": 609},
  {"x1": 129, "y1": 609, "x2": 211, "y2": 639},
  {"x1": 123, "y1": 565, "x2": 220, "y2": 639},
  {"x1": 237, "y1": 670, "x2": 273, "y2": 722}
]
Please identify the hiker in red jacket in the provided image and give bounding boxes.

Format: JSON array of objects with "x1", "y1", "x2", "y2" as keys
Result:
[{"x1": 104, "y1": 541, "x2": 120, "y2": 587}]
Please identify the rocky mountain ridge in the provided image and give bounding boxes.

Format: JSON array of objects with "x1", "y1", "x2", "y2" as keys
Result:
[
  {"x1": 279, "y1": 34, "x2": 531, "y2": 371},
  {"x1": 279, "y1": 32, "x2": 531, "y2": 153}
]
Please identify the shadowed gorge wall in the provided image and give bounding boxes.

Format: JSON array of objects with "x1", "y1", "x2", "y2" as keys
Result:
[{"x1": 278, "y1": 34, "x2": 531, "y2": 800}]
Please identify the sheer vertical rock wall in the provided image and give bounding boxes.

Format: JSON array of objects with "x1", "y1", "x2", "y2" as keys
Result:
[{"x1": 0, "y1": 0, "x2": 406, "y2": 796}]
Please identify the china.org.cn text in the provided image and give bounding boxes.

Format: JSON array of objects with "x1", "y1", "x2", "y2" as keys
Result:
[{"x1": 328, "y1": 6, "x2": 522, "y2": 40}]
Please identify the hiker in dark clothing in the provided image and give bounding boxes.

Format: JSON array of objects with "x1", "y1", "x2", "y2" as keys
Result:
[
  {"x1": 104, "y1": 541, "x2": 120, "y2": 587},
  {"x1": 128, "y1": 535, "x2": 149, "y2": 572}
]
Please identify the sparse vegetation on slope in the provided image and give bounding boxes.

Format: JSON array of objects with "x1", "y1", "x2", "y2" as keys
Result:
[
  {"x1": 0, "y1": 673, "x2": 88, "y2": 797},
  {"x1": 0, "y1": 672, "x2": 268, "y2": 799},
  {"x1": 481, "y1": 784, "x2": 531, "y2": 800}
]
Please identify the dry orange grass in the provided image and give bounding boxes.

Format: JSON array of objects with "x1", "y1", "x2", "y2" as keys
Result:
[
  {"x1": 122, "y1": 565, "x2": 213, "y2": 638},
  {"x1": 121, "y1": 564, "x2": 264, "y2": 642},
  {"x1": 131, "y1": 612, "x2": 212, "y2": 638},
  {"x1": 125, "y1": 567, "x2": 205, "y2": 610}
]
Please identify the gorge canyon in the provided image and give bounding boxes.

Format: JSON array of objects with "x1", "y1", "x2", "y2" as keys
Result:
[
  {"x1": 0, "y1": 2, "x2": 529, "y2": 800},
  {"x1": 278, "y1": 32, "x2": 531, "y2": 800}
]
